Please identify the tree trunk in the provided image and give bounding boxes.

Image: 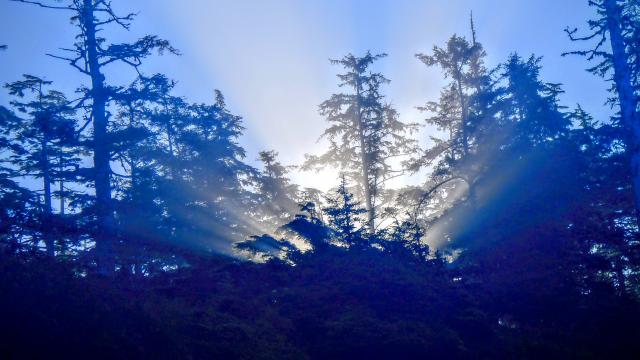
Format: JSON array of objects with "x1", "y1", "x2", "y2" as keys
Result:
[
  {"x1": 355, "y1": 80, "x2": 375, "y2": 233},
  {"x1": 59, "y1": 154, "x2": 64, "y2": 216},
  {"x1": 456, "y1": 76, "x2": 469, "y2": 157},
  {"x1": 42, "y1": 140, "x2": 54, "y2": 256},
  {"x1": 83, "y1": 0, "x2": 114, "y2": 274},
  {"x1": 38, "y1": 82, "x2": 54, "y2": 257},
  {"x1": 615, "y1": 259, "x2": 627, "y2": 296},
  {"x1": 604, "y1": 0, "x2": 640, "y2": 228}
]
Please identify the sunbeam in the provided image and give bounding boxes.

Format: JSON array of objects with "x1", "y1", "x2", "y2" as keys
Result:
[{"x1": 1, "y1": 1, "x2": 638, "y2": 358}]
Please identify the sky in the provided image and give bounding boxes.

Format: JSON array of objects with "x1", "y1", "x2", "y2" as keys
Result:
[{"x1": 0, "y1": 0, "x2": 612, "y2": 191}]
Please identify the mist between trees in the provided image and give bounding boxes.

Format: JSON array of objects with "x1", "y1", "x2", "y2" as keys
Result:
[{"x1": 1, "y1": 1, "x2": 640, "y2": 358}]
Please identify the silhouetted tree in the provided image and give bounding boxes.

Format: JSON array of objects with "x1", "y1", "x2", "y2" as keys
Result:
[
  {"x1": 323, "y1": 175, "x2": 367, "y2": 246},
  {"x1": 416, "y1": 34, "x2": 484, "y2": 159},
  {"x1": 146, "y1": 76, "x2": 187, "y2": 175},
  {"x1": 12, "y1": 0, "x2": 178, "y2": 273},
  {"x1": 498, "y1": 54, "x2": 570, "y2": 147},
  {"x1": 0, "y1": 106, "x2": 37, "y2": 249},
  {"x1": 166, "y1": 91, "x2": 257, "y2": 250},
  {"x1": 4, "y1": 75, "x2": 78, "y2": 256},
  {"x1": 305, "y1": 52, "x2": 417, "y2": 233},
  {"x1": 1, "y1": 4, "x2": 640, "y2": 358},
  {"x1": 413, "y1": 28, "x2": 492, "y2": 207},
  {"x1": 565, "y1": 0, "x2": 640, "y2": 226},
  {"x1": 110, "y1": 75, "x2": 171, "y2": 273},
  {"x1": 254, "y1": 150, "x2": 299, "y2": 231}
]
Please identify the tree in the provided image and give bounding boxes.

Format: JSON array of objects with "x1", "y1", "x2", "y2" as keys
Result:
[
  {"x1": 110, "y1": 75, "x2": 170, "y2": 273},
  {"x1": 412, "y1": 25, "x2": 492, "y2": 206},
  {"x1": 0, "y1": 106, "x2": 37, "y2": 250},
  {"x1": 12, "y1": 0, "x2": 179, "y2": 273},
  {"x1": 498, "y1": 54, "x2": 570, "y2": 147},
  {"x1": 416, "y1": 34, "x2": 483, "y2": 159},
  {"x1": 304, "y1": 52, "x2": 417, "y2": 233},
  {"x1": 564, "y1": 104, "x2": 640, "y2": 296},
  {"x1": 254, "y1": 150, "x2": 299, "y2": 231},
  {"x1": 406, "y1": 47, "x2": 579, "y2": 299},
  {"x1": 111, "y1": 75, "x2": 166, "y2": 193},
  {"x1": 4, "y1": 75, "x2": 78, "y2": 256},
  {"x1": 323, "y1": 175, "x2": 367, "y2": 246},
  {"x1": 565, "y1": 0, "x2": 640, "y2": 227},
  {"x1": 163, "y1": 91, "x2": 257, "y2": 250}
]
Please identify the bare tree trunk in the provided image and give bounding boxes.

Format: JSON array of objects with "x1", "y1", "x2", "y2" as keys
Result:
[{"x1": 604, "y1": 0, "x2": 640, "y2": 228}]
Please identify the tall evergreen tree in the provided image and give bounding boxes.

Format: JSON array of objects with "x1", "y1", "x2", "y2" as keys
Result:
[
  {"x1": 565, "y1": 0, "x2": 640, "y2": 227},
  {"x1": 4, "y1": 75, "x2": 78, "y2": 256},
  {"x1": 498, "y1": 54, "x2": 570, "y2": 147},
  {"x1": 166, "y1": 91, "x2": 257, "y2": 250},
  {"x1": 304, "y1": 52, "x2": 417, "y2": 233},
  {"x1": 111, "y1": 75, "x2": 169, "y2": 272},
  {"x1": 0, "y1": 106, "x2": 37, "y2": 249},
  {"x1": 567, "y1": 104, "x2": 638, "y2": 295},
  {"x1": 416, "y1": 35, "x2": 483, "y2": 159},
  {"x1": 12, "y1": 0, "x2": 179, "y2": 273},
  {"x1": 413, "y1": 29, "x2": 492, "y2": 205},
  {"x1": 144, "y1": 75, "x2": 187, "y2": 178}
]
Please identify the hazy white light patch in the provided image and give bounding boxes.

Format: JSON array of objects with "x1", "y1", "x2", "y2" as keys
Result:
[
  {"x1": 423, "y1": 180, "x2": 469, "y2": 249},
  {"x1": 153, "y1": 0, "x2": 345, "y2": 173},
  {"x1": 293, "y1": 167, "x2": 341, "y2": 193},
  {"x1": 127, "y1": 0, "x2": 612, "y2": 196}
]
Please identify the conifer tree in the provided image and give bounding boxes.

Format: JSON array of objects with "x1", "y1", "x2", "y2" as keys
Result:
[
  {"x1": 12, "y1": 0, "x2": 179, "y2": 273},
  {"x1": 111, "y1": 75, "x2": 169, "y2": 270},
  {"x1": 4, "y1": 75, "x2": 78, "y2": 256},
  {"x1": 144, "y1": 75, "x2": 187, "y2": 177},
  {"x1": 255, "y1": 150, "x2": 299, "y2": 231},
  {"x1": 323, "y1": 175, "x2": 367, "y2": 245},
  {"x1": 416, "y1": 30, "x2": 487, "y2": 160},
  {"x1": 166, "y1": 91, "x2": 257, "y2": 249},
  {"x1": 305, "y1": 52, "x2": 417, "y2": 233},
  {"x1": 413, "y1": 28, "x2": 491, "y2": 205},
  {"x1": 0, "y1": 106, "x2": 36, "y2": 248},
  {"x1": 565, "y1": 0, "x2": 640, "y2": 226},
  {"x1": 498, "y1": 54, "x2": 570, "y2": 147}
]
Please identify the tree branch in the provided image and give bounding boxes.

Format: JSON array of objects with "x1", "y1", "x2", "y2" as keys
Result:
[{"x1": 9, "y1": 0, "x2": 73, "y2": 10}]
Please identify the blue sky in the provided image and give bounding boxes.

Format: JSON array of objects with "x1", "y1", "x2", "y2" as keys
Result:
[{"x1": 0, "y1": 0, "x2": 611, "y2": 190}]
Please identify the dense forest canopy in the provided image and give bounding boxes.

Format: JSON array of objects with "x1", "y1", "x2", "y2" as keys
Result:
[{"x1": 1, "y1": 0, "x2": 640, "y2": 358}]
